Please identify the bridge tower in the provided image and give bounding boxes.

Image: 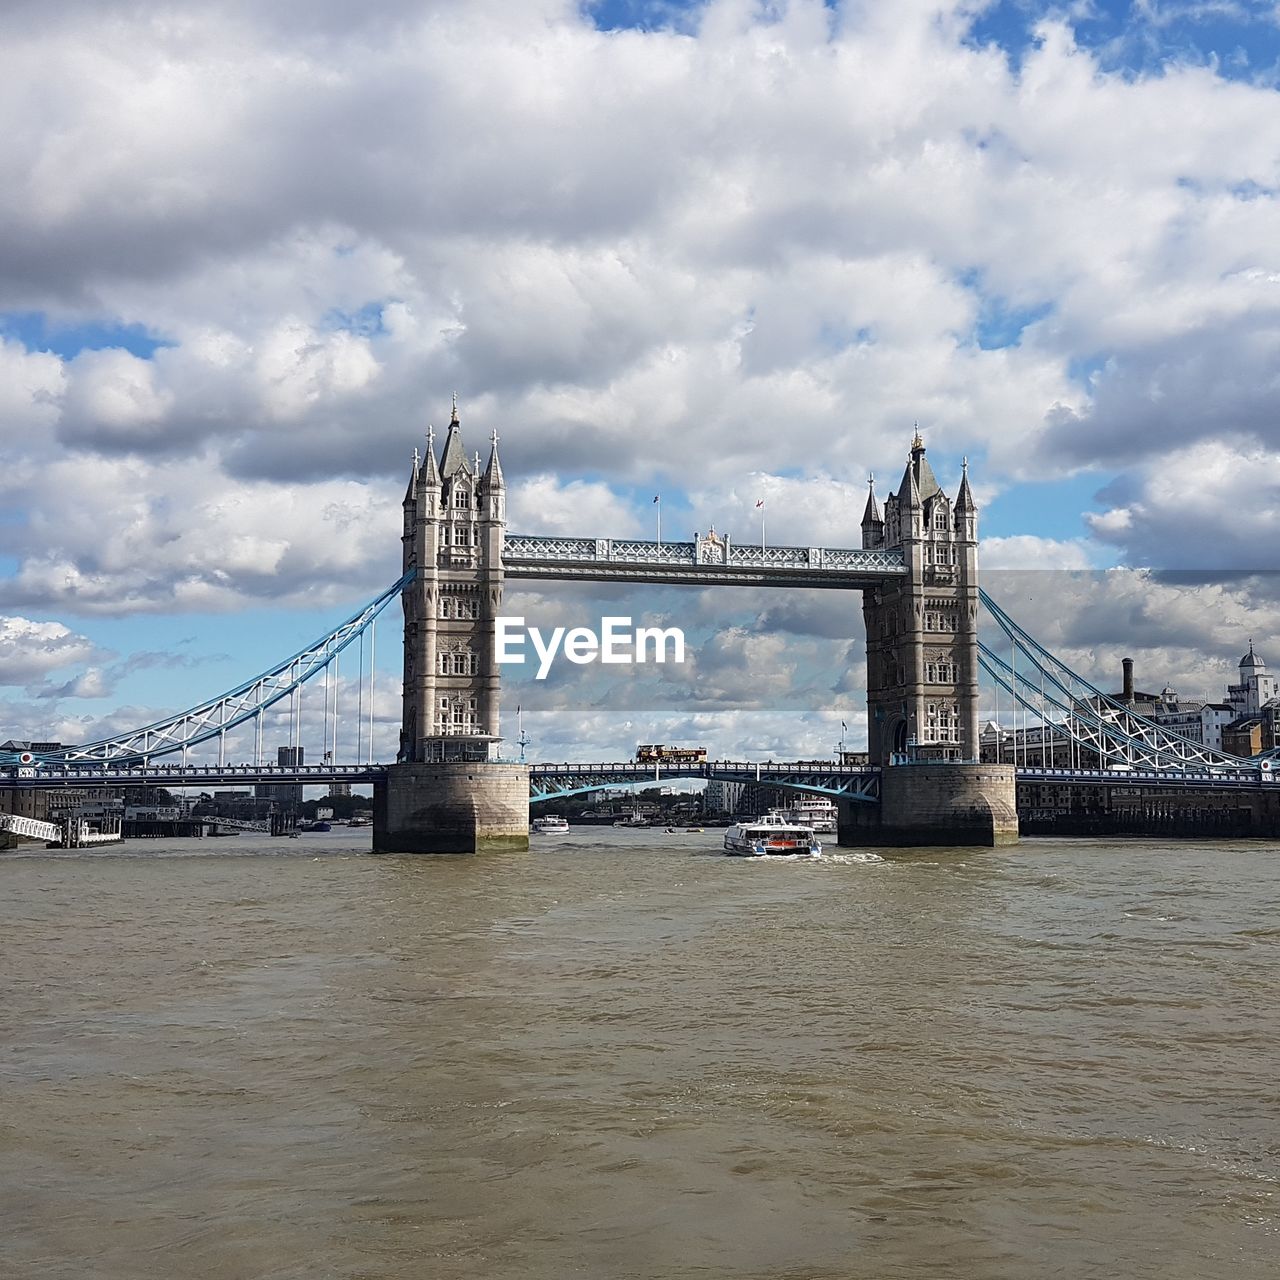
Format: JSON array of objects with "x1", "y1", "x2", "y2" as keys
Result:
[
  {"x1": 373, "y1": 402, "x2": 530, "y2": 854},
  {"x1": 399, "y1": 401, "x2": 506, "y2": 764},
  {"x1": 849, "y1": 432, "x2": 1017, "y2": 847},
  {"x1": 860, "y1": 432, "x2": 980, "y2": 764}
]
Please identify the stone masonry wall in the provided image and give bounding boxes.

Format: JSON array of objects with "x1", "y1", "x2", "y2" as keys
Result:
[
  {"x1": 839, "y1": 763, "x2": 1019, "y2": 848},
  {"x1": 374, "y1": 762, "x2": 530, "y2": 854}
]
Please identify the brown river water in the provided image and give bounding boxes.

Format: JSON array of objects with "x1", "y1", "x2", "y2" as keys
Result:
[{"x1": 3, "y1": 829, "x2": 1278, "y2": 1279}]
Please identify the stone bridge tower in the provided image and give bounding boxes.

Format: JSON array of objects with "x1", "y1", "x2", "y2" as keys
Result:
[
  {"x1": 374, "y1": 402, "x2": 529, "y2": 854},
  {"x1": 848, "y1": 432, "x2": 1016, "y2": 847},
  {"x1": 860, "y1": 432, "x2": 980, "y2": 765},
  {"x1": 399, "y1": 401, "x2": 506, "y2": 764}
]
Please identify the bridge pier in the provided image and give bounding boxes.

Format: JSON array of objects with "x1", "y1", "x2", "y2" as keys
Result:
[
  {"x1": 373, "y1": 762, "x2": 530, "y2": 854},
  {"x1": 839, "y1": 763, "x2": 1019, "y2": 848}
]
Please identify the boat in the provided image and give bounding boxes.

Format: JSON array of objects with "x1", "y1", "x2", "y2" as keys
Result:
[
  {"x1": 612, "y1": 811, "x2": 648, "y2": 828},
  {"x1": 298, "y1": 821, "x2": 332, "y2": 833},
  {"x1": 531, "y1": 815, "x2": 570, "y2": 834},
  {"x1": 723, "y1": 811, "x2": 821, "y2": 858},
  {"x1": 776, "y1": 795, "x2": 837, "y2": 834}
]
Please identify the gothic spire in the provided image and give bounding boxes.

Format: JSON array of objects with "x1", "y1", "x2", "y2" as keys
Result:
[
  {"x1": 955, "y1": 455, "x2": 975, "y2": 512},
  {"x1": 910, "y1": 428, "x2": 941, "y2": 504},
  {"x1": 422, "y1": 424, "x2": 440, "y2": 487},
  {"x1": 404, "y1": 446, "x2": 420, "y2": 504},
  {"x1": 861, "y1": 472, "x2": 882, "y2": 527},
  {"x1": 439, "y1": 398, "x2": 468, "y2": 476},
  {"x1": 899, "y1": 452, "x2": 921, "y2": 510},
  {"x1": 484, "y1": 427, "x2": 505, "y2": 489}
]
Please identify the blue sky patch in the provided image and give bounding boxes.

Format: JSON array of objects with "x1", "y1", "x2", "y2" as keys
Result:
[
  {"x1": 321, "y1": 301, "x2": 388, "y2": 338},
  {"x1": 975, "y1": 296, "x2": 1052, "y2": 351},
  {"x1": 983, "y1": 468, "x2": 1111, "y2": 547},
  {"x1": 967, "y1": 0, "x2": 1280, "y2": 83},
  {"x1": 0, "y1": 311, "x2": 172, "y2": 360}
]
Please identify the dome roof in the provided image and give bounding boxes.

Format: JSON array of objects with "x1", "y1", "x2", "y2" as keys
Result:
[{"x1": 1240, "y1": 642, "x2": 1265, "y2": 669}]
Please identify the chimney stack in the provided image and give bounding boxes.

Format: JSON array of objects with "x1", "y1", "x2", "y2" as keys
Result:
[{"x1": 1122, "y1": 657, "x2": 1134, "y2": 705}]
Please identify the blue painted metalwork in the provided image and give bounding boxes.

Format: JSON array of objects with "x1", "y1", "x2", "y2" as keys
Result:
[
  {"x1": 528, "y1": 760, "x2": 881, "y2": 805},
  {"x1": 0, "y1": 573, "x2": 414, "y2": 769},
  {"x1": 979, "y1": 588, "x2": 1256, "y2": 776}
]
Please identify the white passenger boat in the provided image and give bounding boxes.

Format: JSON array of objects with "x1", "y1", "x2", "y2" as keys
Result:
[
  {"x1": 777, "y1": 795, "x2": 837, "y2": 834},
  {"x1": 723, "y1": 811, "x2": 821, "y2": 858},
  {"x1": 531, "y1": 815, "x2": 570, "y2": 834}
]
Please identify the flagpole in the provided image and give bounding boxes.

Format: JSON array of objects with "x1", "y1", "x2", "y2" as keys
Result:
[
  {"x1": 656, "y1": 495, "x2": 662, "y2": 549},
  {"x1": 761, "y1": 500, "x2": 765, "y2": 553}
]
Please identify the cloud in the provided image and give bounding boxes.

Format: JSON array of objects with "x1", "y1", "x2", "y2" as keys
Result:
[
  {"x1": 981, "y1": 534, "x2": 1099, "y2": 569},
  {"x1": 0, "y1": 0, "x2": 1278, "y2": 755},
  {"x1": 0, "y1": 616, "x2": 99, "y2": 684},
  {"x1": 0, "y1": 455, "x2": 401, "y2": 616},
  {"x1": 1083, "y1": 439, "x2": 1280, "y2": 567},
  {"x1": 980, "y1": 567, "x2": 1280, "y2": 703},
  {"x1": 0, "y1": 339, "x2": 64, "y2": 443}
]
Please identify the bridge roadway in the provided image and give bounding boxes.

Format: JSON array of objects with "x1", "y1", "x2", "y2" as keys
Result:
[
  {"x1": 0, "y1": 763, "x2": 389, "y2": 789},
  {"x1": 0, "y1": 759, "x2": 882, "y2": 800},
  {"x1": 2, "y1": 760, "x2": 1272, "y2": 800}
]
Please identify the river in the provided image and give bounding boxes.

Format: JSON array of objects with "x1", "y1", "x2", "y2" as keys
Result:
[{"x1": 3, "y1": 829, "x2": 1278, "y2": 1278}]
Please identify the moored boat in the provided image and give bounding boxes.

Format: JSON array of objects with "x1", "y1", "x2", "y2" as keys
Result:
[
  {"x1": 723, "y1": 811, "x2": 821, "y2": 858},
  {"x1": 531, "y1": 814, "x2": 570, "y2": 834},
  {"x1": 777, "y1": 795, "x2": 837, "y2": 834}
]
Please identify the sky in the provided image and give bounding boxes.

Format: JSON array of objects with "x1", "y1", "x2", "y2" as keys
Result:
[{"x1": 2, "y1": 0, "x2": 1280, "y2": 764}]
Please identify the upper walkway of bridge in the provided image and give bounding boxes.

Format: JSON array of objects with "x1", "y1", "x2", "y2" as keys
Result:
[{"x1": 501, "y1": 534, "x2": 907, "y2": 588}]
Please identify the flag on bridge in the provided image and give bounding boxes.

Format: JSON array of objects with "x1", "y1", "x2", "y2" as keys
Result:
[{"x1": 756, "y1": 498, "x2": 764, "y2": 508}]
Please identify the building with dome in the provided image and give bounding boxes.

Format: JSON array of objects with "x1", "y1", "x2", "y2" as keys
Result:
[
  {"x1": 1221, "y1": 643, "x2": 1280, "y2": 757},
  {"x1": 1225, "y1": 642, "x2": 1278, "y2": 718}
]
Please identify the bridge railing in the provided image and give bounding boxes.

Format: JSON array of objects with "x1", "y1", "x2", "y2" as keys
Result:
[
  {"x1": 529, "y1": 760, "x2": 881, "y2": 775},
  {"x1": 1017, "y1": 766, "x2": 1269, "y2": 785},
  {"x1": 503, "y1": 535, "x2": 906, "y2": 575},
  {"x1": 2, "y1": 762, "x2": 391, "y2": 788}
]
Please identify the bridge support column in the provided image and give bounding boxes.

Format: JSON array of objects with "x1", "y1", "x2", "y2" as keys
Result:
[
  {"x1": 839, "y1": 763, "x2": 1019, "y2": 848},
  {"x1": 373, "y1": 762, "x2": 530, "y2": 854}
]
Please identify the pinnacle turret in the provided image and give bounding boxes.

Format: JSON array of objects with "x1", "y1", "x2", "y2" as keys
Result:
[
  {"x1": 955, "y1": 456, "x2": 975, "y2": 512},
  {"x1": 899, "y1": 453, "x2": 921, "y2": 510},
  {"x1": 439, "y1": 397, "x2": 468, "y2": 477},
  {"x1": 422, "y1": 425, "x2": 440, "y2": 486},
  {"x1": 861, "y1": 474, "x2": 882, "y2": 527},
  {"x1": 404, "y1": 447, "x2": 420, "y2": 504},
  {"x1": 484, "y1": 428, "x2": 505, "y2": 489}
]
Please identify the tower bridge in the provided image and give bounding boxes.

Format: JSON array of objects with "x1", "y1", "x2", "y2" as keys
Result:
[
  {"x1": 3, "y1": 403, "x2": 1271, "y2": 852},
  {"x1": 377, "y1": 405, "x2": 1009, "y2": 851}
]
